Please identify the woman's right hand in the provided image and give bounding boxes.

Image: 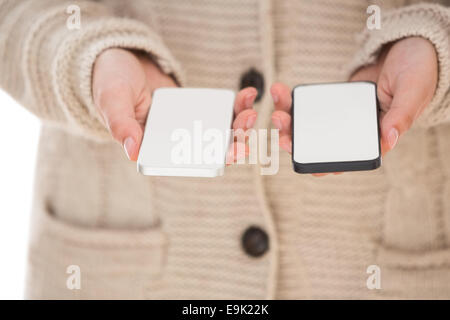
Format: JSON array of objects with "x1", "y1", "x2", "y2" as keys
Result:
[
  {"x1": 92, "y1": 48, "x2": 177, "y2": 161},
  {"x1": 92, "y1": 48, "x2": 258, "y2": 162}
]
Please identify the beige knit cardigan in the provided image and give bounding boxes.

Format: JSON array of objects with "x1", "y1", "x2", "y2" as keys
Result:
[{"x1": 1, "y1": 0, "x2": 449, "y2": 299}]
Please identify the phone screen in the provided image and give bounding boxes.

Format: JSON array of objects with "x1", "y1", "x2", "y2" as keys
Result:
[{"x1": 292, "y1": 82, "x2": 380, "y2": 173}]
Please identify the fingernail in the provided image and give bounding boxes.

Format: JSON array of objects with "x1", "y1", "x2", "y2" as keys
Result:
[
  {"x1": 226, "y1": 144, "x2": 240, "y2": 165},
  {"x1": 225, "y1": 148, "x2": 234, "y2": 165},
  {"x1": 281, "y1": 141, "x2": 292, "y2": 153},
  {"x1": 246, "y1": 114, "x2": 257, "y2": 128},
  {"x1": 123, "y1": 137, "x2": 135, "y2": 160},
  {"x1": 245, "y1": 93, "x2": 256, "y2": 108},
  {"x1": 388, "y1": 128, "x2": 399, "y2": 150},
  {"x1": 271, "y1": 90, "x2": 279, "y2": 104},
  {"x1": 272, "y1": 117, "x2": 282, "y2": 130}
]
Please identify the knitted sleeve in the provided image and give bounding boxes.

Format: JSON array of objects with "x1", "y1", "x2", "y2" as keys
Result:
[
  {"x1": 346, "y1": 3, "x2": 450, "y2": 128},
  {"x1": 0, "y1": 0, "x2": 184, "y2": 140}
]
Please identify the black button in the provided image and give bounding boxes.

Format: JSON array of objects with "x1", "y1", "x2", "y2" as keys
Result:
[
  {"x1": 240, "y1": 68, "x2": 265, "y2": 103},
  {"x1": 241, "y1": 226, "x2": 269, "y2": 258}
]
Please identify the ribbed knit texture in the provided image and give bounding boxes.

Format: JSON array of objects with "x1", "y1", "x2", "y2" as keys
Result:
[{"x1": 1, "y1": 0, "x2": 449, "y2": 299}]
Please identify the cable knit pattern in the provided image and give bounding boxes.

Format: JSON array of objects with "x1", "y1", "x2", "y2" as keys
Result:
[
  {"x1": 54, "y1": 18, "x2": 185, "y2": 139},
  {"x1": 0, "y1": 0, "x2": 449, "y2": 299},
  {"x1": 345, "y1": 3, "x2": 450, "y2": 127},
  {"x1": 0, "y1": 0, "x2": 183, "y2": 139}
]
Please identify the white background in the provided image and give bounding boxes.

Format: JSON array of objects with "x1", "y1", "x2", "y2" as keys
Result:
[{"x1": 0, "y1": 89, "x2": 40, "y2": 299}]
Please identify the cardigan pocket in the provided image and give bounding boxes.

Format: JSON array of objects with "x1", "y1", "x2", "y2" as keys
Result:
[
  {"x1": 373, "y1": 127, "x2": 450, "y2": 299},
  {"x1": 375, "y1": 183, "x2": 450, "y2": 299},
  {"x1": 25, "y1": 203, "x2": 168, "y2": 299},
  {"x1": 374, "y1": 246, "x2": 450, "y2": 299}
]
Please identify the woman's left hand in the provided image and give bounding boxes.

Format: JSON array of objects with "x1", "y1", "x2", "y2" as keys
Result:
[
  {"x1": 349, "y1": 36, "x2": 438, "y2": 155},
  {"x1": 270, "y1": 36, "x2": 438, "y2": 176}
]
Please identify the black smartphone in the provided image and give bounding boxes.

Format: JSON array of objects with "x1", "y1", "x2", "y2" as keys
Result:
[{"x1": 291, "y1": 81, "x2": 381, "y2": 174}]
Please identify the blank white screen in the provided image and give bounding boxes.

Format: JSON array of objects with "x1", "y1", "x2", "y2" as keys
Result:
[
  {"x1": 137, "y1": 88, "x2": 235, "y2": 177},
  {"x1": 293, "y1": 82, "x2": 379, "y2": 164}
]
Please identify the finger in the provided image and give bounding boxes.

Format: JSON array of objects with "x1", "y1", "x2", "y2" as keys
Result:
[
  {"x1": 234, "y1": 87, "x2": 258, "y2": 115},
  {"x1": 271, "y1": 82, "x2": 292, "y2": 112},
  {"x1": 233, "y1": 109, "x2": 257, "y2": 130},
  {"x1": 312, "y1": 173, "x2": 330, "y2": 177},
  {"x1": 107, "y1": 115, "x2": 143, "y2": 161},
  {"x1": 135, "y1": 90, "x2": 153, "y2": 130},
  {"x1": 272, "y1": 110, "x2": 292, "y2": 153},
  {"x1": 349, "y1": 64, "x2": 379, "y2": 83},
  {"x1": 279, "y1": 134, "x2": 292, "y2": 153},
  {"x1": 379, "y1": 74, "x2": 431, "y2": 153},
  {"x1": 271, "y1": 110, "x2": 291, "y2": 135},
  {"x1": 313, "y1": 172, "x2": 343, "y2": 177},
  {"x1": 225, "y1": 141, "x2": 249, "y2": 165},
  {"x1": 95, "y1": 83, "x2": 143, "y2": 161}
]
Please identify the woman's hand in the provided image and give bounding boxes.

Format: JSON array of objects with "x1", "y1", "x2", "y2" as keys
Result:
[
  {"x1": 93, "y1": 48, "x2": 175, "y2": 160},
  {"x1": 93, "y1": 48, "x2": 257, "y2": 161},
  {"x1": 350, "y1": 37, "x2": 438, "y2": 155},
  {"x1": 270, "y1": 36, "x2": 438, "y2": 176}
]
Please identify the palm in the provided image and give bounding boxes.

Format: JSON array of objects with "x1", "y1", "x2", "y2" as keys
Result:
[
  {"x1": 132, "y1": 52, "x2": 177, "y2": 130},
  {"x1": 270, "y1": 36, "x2": 438, "y2": 177},
  {"x1": 351, "y1": 37, "x2": 438, "y2": 155},
  {"x1": 93, "y1": 48, "x2": 257, "y2": 162}
]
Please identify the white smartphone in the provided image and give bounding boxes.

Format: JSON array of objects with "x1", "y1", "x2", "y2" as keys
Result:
[
  {"x1": 137, "y1": 88, "x2": 235, "y2": 177},
  {"x1": 292, "y1": 81, "x2": 381, "y2": 173}
]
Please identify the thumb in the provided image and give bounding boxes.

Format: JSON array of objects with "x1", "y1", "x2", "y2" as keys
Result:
[
  {"x1": 107, "y1": 115, "x2": 143, "y2": 161},
  {"x1": 95, "y1": 83, "x2": 144, "y2": 161},
  {"x1": 379, "y1": 77, "x2": 424, "y2": 155}
]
